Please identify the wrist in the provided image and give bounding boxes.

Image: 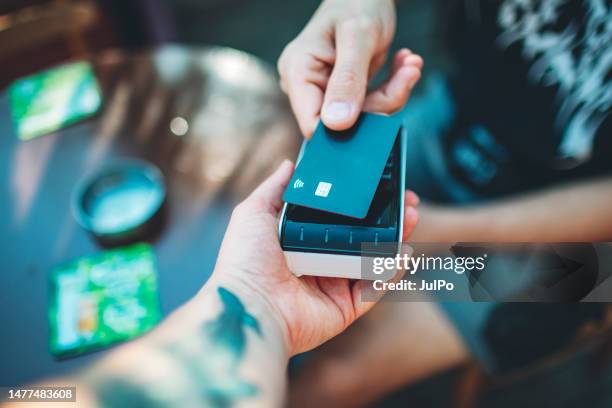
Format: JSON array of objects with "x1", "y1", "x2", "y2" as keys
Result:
[{"x1": 197, "y1": 272, "x2": 292, "y2": 358}]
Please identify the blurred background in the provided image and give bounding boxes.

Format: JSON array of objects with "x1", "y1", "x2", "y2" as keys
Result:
[
  {"x1": 0, "y1": 0, "x2": 445, "y2": 86},
  {"x1": 0, "y1": 1, "x2": 610, "y2": 407}
]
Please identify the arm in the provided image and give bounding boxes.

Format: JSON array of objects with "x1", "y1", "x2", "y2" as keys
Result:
[
  {"x1": 72, "y1": 283, "x2": 289, "y2": 408},
  {"x1": 15, "y1": 161, "x2": 419, "y2": 408},
  {"x1": 413, "y1": 176, "x2": 612, "y2": 242}
]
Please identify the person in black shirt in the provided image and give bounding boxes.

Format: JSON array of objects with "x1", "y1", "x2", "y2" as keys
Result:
[{"x1": 278, "y1": 0, "x2": 611, "y2": 405}]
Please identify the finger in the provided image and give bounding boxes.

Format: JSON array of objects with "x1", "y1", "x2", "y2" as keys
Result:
[
  {"x1": 351, "y1": 268, "x2": 404, "y2": 317},
  {"x1": 321, "y1": 21, "x2": 378, "y2": 130},
  {"x1": 402, "y1": 205, "x2": 419, "y2": 242},
  {"x1": 351, "y1": 280, "x2": 380, "y2": 318},
  {"x1": 380, "y1": 49, "x2": 420, "y2": 87},
  {"x1": 316, "y1": 277, "x2": 356, "y2": 325},
  {"x1": 402, "y1": 52, "x2": 424, "y2": 70},
  {"x1": 369, "y1": 47, "x2": 416, "y2": 83},
  {"x1": 390, "y1": 48, "x2": 414, "y2": 73},
  {"x1": 246, "y1": 160, "x2": 294, "y2": 214},
  {"x1": 287, "y1": 80, "x2": 325, "y2": 138},
  {"x1": 363, "y1": 54, "x2": 422, "y2": 114},
  {"x1": 404, "y1": 190, "x2": 420, "y2": 207},
  {"x1": 368, "y1": 50, "x2": 388, "y2": 81},
  {"x1": 283, "y1": 56, "x2": 331, "y2": 138},
  {"x1": 363, "y1": 65, "x2": 420, "y2": 113}
]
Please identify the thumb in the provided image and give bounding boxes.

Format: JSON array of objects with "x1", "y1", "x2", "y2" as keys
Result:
[
  {"x1": 245, "y1": 160, "x2": 294, "y2": 215},
  {"x1": 321, "y1": 21, "x2": 377, "y2": 130}
]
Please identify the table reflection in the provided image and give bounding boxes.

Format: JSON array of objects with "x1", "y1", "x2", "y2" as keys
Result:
[{"x1": 0, "y1": 44, "x2": 301, "y2": 385}]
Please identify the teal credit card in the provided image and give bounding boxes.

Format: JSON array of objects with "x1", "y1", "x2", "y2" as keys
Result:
[
  {"x1": 8, "y1": 61, "x2": 102, "y2": 141},
  {"x1": 48, "y1": 243, "x2": 161, "y2": 357},
  {"x1": 283, "y1": 113, "x2": 401, "y2": 219}
]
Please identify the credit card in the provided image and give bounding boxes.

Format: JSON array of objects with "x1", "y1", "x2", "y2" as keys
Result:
[
  {"x1": 8, "y1": 61, "x2": 102, "y2": 141},
  {"x1": 48, "y1": 243, "x2": 161, "y2": 357},
  {"x1": 283, "y1": 113, "x2": 401, "y2": 219}
]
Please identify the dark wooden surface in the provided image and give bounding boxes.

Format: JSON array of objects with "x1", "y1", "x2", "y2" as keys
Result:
[{"x1": 0, "y1": 45, "x2": 300, "y2": 385}]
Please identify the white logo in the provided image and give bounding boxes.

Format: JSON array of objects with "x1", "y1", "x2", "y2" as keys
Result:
[
  {"x1": 293, "y1": 178, "x2": 305, "y2": 189},
  {"x1": 315, "y1": 181, "x2": 332, "y2": 197}
]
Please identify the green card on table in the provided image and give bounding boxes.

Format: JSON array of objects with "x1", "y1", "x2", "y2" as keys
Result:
[
  {"x1": 48, "y1": 243, "x2": 161, "y2": 357},
  {"x1": 8, "y1": 61, "x2": 102, "y2": 141}
]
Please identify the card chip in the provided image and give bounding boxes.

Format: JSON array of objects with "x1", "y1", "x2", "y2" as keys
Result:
[{"x1": 315, "y1": 181, "x2": 332, "y2": 197}]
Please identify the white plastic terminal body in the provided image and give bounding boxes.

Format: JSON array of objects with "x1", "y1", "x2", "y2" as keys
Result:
[{"x1": 284, "y1": 251, "x2": 364, "y2": 279}]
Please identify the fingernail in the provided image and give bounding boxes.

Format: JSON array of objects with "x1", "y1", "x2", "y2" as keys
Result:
[
  {"x1": 279, "y1": 159, "x2": 293, "y2": 171},
  {"x1": 404, "y1": 55, "x2": 422, "y2": 65},
  {"x1": 405, "y1": 206, "x2": 418, "y2": 225},
  {"x1": 406, "y1": 190, "x2": 420, "y2": 205},
  {"x1": 323, "y1": 101, "x2": 352, "y2": 122}
]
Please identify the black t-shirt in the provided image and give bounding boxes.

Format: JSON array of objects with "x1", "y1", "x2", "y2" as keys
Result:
[{"x1": 444, "y1": 0, "x2": 611, "y2": 197}]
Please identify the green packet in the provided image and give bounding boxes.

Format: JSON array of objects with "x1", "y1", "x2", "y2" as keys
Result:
[
  {"x1": 8, "y1": 61, "x2": 102, "y2": 141},
  {"x1": 49, "y1": 243, "x2": 162, "y2": 358}
]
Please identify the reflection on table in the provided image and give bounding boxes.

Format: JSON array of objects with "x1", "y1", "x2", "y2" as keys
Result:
[{"x1": 0, "y1": 44, "x2": 301, "y2": 385}]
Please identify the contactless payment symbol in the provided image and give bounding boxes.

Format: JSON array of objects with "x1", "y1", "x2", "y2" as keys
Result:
[
  {"x1": 293, "y1": 178, "x2": 305, "y2": 189},
  {"x1": 315, "y1": 181, "x2": 332, "y2": 197}
]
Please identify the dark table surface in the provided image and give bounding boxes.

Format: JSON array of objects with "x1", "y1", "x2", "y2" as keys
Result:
[{"x1": 0, "y1": 44, "x2": 300, "y2": 385}]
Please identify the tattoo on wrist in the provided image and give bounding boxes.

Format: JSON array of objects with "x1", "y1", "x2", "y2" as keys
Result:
[{"x1": 92, "y1": 287, "x2": 262, "y2": 407}]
